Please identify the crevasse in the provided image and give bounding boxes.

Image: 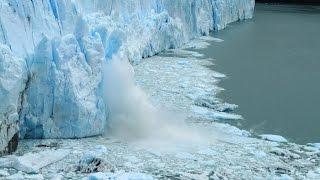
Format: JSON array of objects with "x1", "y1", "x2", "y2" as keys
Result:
[{"x1": 0, "y1": 0, "x2": 254, "y2": 154}]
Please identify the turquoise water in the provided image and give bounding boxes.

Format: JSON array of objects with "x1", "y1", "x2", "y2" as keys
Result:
[{"x1": 202, "y1": 4, "x2": 320, "y2": 144}]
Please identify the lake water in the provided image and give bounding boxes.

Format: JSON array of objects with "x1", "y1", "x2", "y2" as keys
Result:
[{"x1": 201, "y1": 3, "x2": 320, "y2": 144}]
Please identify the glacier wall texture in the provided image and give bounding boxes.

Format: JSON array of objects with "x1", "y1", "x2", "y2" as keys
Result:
[
  {"x1": 0, "y1": 44, "x2": 27, "y2": 155},
  {"x1": 0, "y1": 0, "x2": 254, "y2": 154}
]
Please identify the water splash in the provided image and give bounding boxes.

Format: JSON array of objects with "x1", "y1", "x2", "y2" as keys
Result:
[{"x1": 102, "y1": 54, "x2": 214, "y2": 151}]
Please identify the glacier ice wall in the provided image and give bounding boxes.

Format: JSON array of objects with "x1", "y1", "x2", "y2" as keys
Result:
[
  {"x1": 0, "y1": 0, "x2": 254, "y2": 153},
  {"x1": 0, "y1": 0, "x2": 254, "y2": 60},
  {"x1": 19, "y1": 34, "x2": 106, "y2": 139},
  {"x1": 0, "y1": 44, "x2": 27, "y2": 155}
]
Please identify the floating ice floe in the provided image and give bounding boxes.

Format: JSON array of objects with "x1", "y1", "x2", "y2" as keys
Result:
[
  {"x1": 0, "y1": 149, "x2": 70, "y2": 173},
  {"x1": 191, "y1": 106, "x2": 243, "y2": 121},
  {"x1": 87, "y1": 172, "x2": 153, "y2": 180},
  {"x1": 5, "y1": 172, "x2": 44, "y2": 180},
  {"x1": 259, "y1": 134, "x2": 288, "y2": 143},
  {"x1": 307, "y1": 143, "x2": 320, "y2": 149},
  {"x1": 211, "y1": 37, "x2": 225, "y2": 43},
  {"x1": 183, "y1": 40, "x2": 212, "y2": 49},
  {"x1": 168, "y1": 49, "x2": 204, "y2": 58}
]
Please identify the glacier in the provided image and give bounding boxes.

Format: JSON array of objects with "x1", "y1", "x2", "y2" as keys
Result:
[
  {"x1": 0, "y1": 0, "x2": 255, "y2": 154},
  {"x1": 1, "y1": 43, "x2": 318, "y2": 179},
  {"x1": 0, "y1": 44, "x2": 27, "y2": 155}
]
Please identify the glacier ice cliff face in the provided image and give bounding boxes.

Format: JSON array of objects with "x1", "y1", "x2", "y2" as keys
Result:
[
  {"x1": 0, "y1": 44, "x2": 27, "y2": 155},
  {"x1": 0, "y1": 0, "x2": 255, "y2": 60},
  {"x1": 19, "y1": 34, "x2": 106, "y2": 139},
  {"x1": 0, "y1": 0, "x2": 254, "y2": 154}
]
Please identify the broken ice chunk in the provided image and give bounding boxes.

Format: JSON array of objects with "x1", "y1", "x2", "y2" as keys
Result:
[
  {"x1": 260, "y1": 134, "x2": 288, "y2": 143},
  {"x1": 0, "y1": 149, "x2": 70, "y2": 173},
  {"x1": 307, "y1": 143, "x2": 320, "y2": 149},
  {"x1": 77, "y1": 145, "x2": 112, "y2": 173},
  {"x1": 191, "y1": 106, "x2": 243, "y2": 121}
]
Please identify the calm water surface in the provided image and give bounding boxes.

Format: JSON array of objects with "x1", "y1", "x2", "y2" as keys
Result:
[{"x1": 201, "y1": 4, "x2": 320, "y2": 144}]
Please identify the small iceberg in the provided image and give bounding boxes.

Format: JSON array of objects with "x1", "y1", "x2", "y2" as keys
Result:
[
  {"x1": 307, "y1": 143, "x2": 320, "y2": 149},
  {"x1": 259, "y1": 134, "x2": 288, "y2": 143}
]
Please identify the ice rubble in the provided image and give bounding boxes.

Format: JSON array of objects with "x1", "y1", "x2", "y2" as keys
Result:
[{"x1": 0, "y1": 0, "x2": 255, "y2": 153}]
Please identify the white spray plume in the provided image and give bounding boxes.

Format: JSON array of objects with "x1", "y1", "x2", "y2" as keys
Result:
[{"x1": 103, "y1": 54, "x2": 213, "y2": 151}]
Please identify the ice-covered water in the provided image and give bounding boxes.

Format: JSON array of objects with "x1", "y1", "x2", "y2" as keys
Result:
[
  {"x1": 1, "y1": 38, "x2": 318, "y2": 179},
  {"x1": 200, "y1": 3, "x2": 320, "y2": 144}
]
